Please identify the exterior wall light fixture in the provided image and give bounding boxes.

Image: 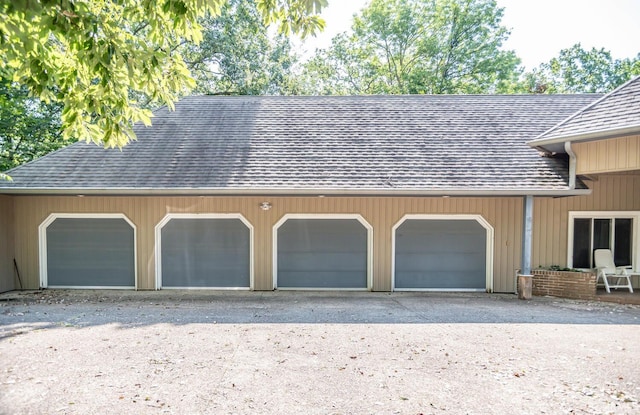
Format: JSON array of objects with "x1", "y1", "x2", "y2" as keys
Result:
[{"x1": 259, "y1": 202, "x2": 272, "y2": 211}]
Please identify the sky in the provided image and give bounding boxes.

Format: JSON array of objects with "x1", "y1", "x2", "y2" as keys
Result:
[{"x1": 295, "y1": 0, "x2": 640, "y2": 70}]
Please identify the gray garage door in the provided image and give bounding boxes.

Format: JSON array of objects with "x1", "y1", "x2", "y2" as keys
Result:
[
  {"x1": 277, "y1": 219, "x2": 368, "y2": 289},
  {"x1": 160, "y1": 218, "x2": 250, "y2": 288},
  {"x1": 46, "y1": 218, "x2": 135, "y2": 287},
  {"x1": 395, "y1": 219, "x2": 486, "y2": 290}
]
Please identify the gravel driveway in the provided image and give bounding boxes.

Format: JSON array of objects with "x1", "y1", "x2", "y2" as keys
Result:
[{"x1": 1, "y1": 290, "x2": 639, "y2": 414}]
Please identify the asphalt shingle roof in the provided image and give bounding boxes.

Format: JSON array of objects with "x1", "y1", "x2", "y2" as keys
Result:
[
  {"x1": 0, "y1": 94, "x2": 600, "y2": 195},
  {"x1": 532, "y1": 75, "x2": 640, "y2": 143}
]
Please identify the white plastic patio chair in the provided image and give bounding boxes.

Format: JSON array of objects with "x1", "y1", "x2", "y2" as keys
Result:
[{"x1": 593, "y1": 249, "x2": 634, "y2": 293}]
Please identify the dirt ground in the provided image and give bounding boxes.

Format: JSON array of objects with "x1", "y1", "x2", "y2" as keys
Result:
[{"x1": 1, "y1": 290, "x2": 639, "y2": 415}]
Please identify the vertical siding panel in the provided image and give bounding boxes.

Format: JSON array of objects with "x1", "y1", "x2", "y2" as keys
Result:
[
  {"x1": 597, "y1": 141, "x2": 606, "y2": 172},
  {"x1": 626, "y1": 176, "x2": 635, "y2": 209},
  {"x1": 492, "y1": 199, "x2": 500, "y2": 290},
  {"x1": 146, "y1": 197, "x2": 159, "y2": 290},
  {"x1": 555, "y1": 198, "x2": 568, "y2": 266},
  {"x1": 381, "y1": 197, "x2": 391, "y2": 291},
  {"x1": 0, "y1": 196, "x2": 15, "y2": 292},
  {"x1": 504, "y1": 198, "x2": 514, "y2": 292},
  {"x1": 549, "y1": 198, "x2": 558, "y2": 265},
  {"x1": 544, "y1": 196, "x2": 556, "y2": 269},
  {"x1": 543, "y1": 197, "x2": 552, "y2": 267},
  {"x1": 576, "y1": 136, "x2": 640, "y2": 174},
  {"x1": 608, "y1": 139, "x2": 617, "y2": 170},
  {"x1": 16, "y1": 198, "x2": 27, "y2": 287},
  {"x1": 256, "y1": 196, "x2": 269, "y2": 290},
  {"x1": 586, "y1": 142, "x2": 595, "y2": 172},
  {"x1": 575, "y1": 142, "x2": 586, "y2": 173},
  {"x1": 629, "y1": 137, "x2": 639, "y2": 168},
  {"x1": 504, "y1": 198, "x2": 512, "y2": 290},
  {"x1": 391, "y1": 198, "x2": 400, "y2": 289},
  {"x1": 593, "y1": 179, "x2": 603, "y2": 210},
  {"x1": 533, "y1": 197, "x2": 545, "y2": 270},
  {"x1": 372, "y1": 197, "x2": 383, "y2": 291},
  {"x1": 609, "y1": 176, "x2": 617, "y2": 209},
  {"x1": 588, "y1": 142, "x2": 596, "y2": 171},
  {"x1": 617, "y1": 138, "x2": 626, "y2": 170},
  {"x1": 607, "y1": 176, "x2": 616, "y2": 208},
  {"x1": 535, "y1": 198, "x2": 545, "y2": 270},
  {"x1": 614, "y1": 176, "x2": 623, "y2": 209}
]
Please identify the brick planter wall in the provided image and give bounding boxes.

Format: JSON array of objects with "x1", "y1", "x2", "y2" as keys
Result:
[{"x1": 531, "y1": 270, "x2": 596, "y2": 300}]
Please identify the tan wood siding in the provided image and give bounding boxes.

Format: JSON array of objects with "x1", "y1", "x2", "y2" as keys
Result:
[
  {"x1": 534, "y1": 174, "x2": 640, "y2": 287},
  {"x1": 13, "y1": 196, "x2": 524, "y2": 292},
  {"x1": 574, "y1": 136, "x2": 640, "y2": 174},
  {"x1": 0, "y1": 195, "x2": 14, "y2": 292}
]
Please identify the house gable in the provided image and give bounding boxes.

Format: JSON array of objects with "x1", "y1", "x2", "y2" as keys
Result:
[{"x1": 530, "y1": 76, "x2": 640, "y2": 156}]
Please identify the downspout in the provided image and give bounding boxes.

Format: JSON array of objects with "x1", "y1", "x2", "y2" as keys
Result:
[
  {"x1": 521, "y1": 195, "x2": 534, "y2": 276},
  {"x1": 517, "y1": 195, "x2": 534, "y2": 299},
  {"x1": 564, "y1": 141, "x2": 576, "y2": 190}
]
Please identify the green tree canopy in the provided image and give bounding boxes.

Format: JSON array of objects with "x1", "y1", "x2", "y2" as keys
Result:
[
  {"x1": 183, "y1": 0, "x2": 301, "y2": 95},
  {"x1": 300, "y1": 0, "x2": 521, "y2": 95},
  {"x1": 517, "y1": 44, "x2": 640, "y2": 94},
  {"x1": 0, "y1": 0, "x2": 325, "y2": 148},
  {"x1": 0, "y1": 78, "x2": 64, "y2": 174}
]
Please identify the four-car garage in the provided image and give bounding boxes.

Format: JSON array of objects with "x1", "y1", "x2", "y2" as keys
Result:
[{"x1": 38, "y1": 213, "x2": 492, "y2": 291}]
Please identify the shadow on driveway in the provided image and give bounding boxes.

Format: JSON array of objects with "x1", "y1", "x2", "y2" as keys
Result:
[{"x1": 1, "y1": 290, "x2": 639, "y2": 330}]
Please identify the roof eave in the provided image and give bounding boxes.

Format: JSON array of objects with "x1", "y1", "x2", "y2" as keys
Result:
[
  {"x1": 528, "y1": 124, "x2": 640, "y2": 153},
  {"x1": 0, "y1": 187, "x2": 592, "y2": 197}
]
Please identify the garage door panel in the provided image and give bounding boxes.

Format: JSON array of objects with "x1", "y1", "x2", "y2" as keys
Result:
[
  {"x1": 161, "y1": 218, "x2": 250, "y2": 288},
  {"x1": 395, "y1": 219, "x2": 487, "y2": 290},
  {"x1": 397, "y1": 253, "x2": 485, "y2": 272},
  {"x1": 278, "y1": 271, "x2": 367, "y2": 288},
  {"x1": 279, "y1": 252, "x2": 366, "y2": 271},
  {"x1": 46, "y1": 218, "x2": 135, "y2": 287},
  {"x1": 398, "y1": 233, "x2": 485, "y2": 251},
  {"x1": 279, "y1": 227, "x2": 365, "y2": 251},
  {"x1": 280, "y1": 236, "x2": 365, "y2": 250},
  {"x1": 401, "y1": 220, "x2": 484, "y2": 232},
  {"x1": 397, "y1": 272, "x2": 483, "y2": 289},
  {"x1": 277, "y1": 218, "x2": 368, "y2": 289},
  {"x1": 398, "y1": 242, "x2": 484, "y2": 254},
  {"x1": 281, "y1": 244, "x2": 366, "y2": 254}
]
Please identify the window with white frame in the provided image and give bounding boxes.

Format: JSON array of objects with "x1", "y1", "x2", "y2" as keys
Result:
[{"x1": 569, "y1": 212, "x2": 638, "y2": 270}]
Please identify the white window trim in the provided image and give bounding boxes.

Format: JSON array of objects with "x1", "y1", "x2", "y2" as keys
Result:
[
  {"x1": 272, "y1": 213, "x2": 374, "y2": 291},
  {"x1": 567, "y1": 211, "x2": 640, "y2": 272},
  {"x1": 391, "y1": 214, "x2": 495, "y2": 292},
  {"x1": 154, "y1": 213, "x2": 254, "y2": 290},
  {"x1": 38, "y1": 213, "x2": 138, "y2": 290}
]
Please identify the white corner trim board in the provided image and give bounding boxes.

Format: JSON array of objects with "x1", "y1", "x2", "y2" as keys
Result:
[
  {"x1": 272, "y1": 213, "x2": 374, "y2": 290},
  {"x1": 154, "y1": 213, "x2": 255, "y2": 290},
  {"x1": 38, "y1": 213, "x2": 138, "y2": 289},
  {"x1": 391, "y1": 214, "x2": 495, "y2": 292}
]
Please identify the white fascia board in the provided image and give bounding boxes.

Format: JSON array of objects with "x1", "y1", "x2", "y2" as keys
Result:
[
  {"x1": 0, "y1": 187, "x2": 593, "y2": 197},
  {"x1": 528, "y1": 124, "x2": 640, "y2": 152}
]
